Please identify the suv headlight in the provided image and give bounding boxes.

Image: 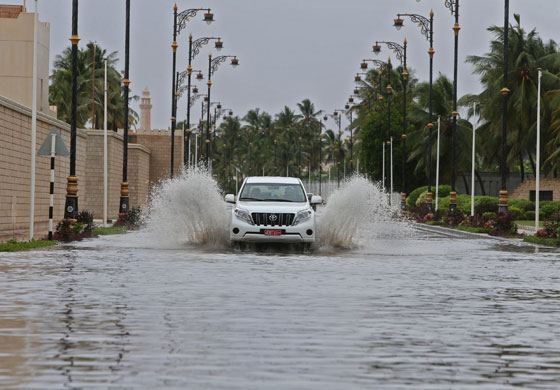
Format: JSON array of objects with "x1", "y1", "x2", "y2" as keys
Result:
[
  {"x1": 293, "y1": 209, "x2": 313, "y2": 226},
  {"x1": 234, "y1": 208, "x2": 253, "y2": 225}
]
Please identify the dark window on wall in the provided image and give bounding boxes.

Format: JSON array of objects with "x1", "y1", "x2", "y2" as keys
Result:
[{"x1": 530, "y1": 190, "x2": 553, "y2": 202}]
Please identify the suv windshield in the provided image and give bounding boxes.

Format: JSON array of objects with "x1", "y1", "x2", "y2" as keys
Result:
[{"x1": 239, "y1": 183, "x2": 307, "y2": 202}]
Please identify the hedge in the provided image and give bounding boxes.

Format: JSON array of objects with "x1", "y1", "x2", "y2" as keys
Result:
[{"x1": 408, "y1": 185, "x2": 452, "y2": 208}]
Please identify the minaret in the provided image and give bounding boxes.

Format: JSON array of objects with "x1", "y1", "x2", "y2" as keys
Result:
[{"x1": 139, "y1": 87, "x2": 152, "y2": 130}]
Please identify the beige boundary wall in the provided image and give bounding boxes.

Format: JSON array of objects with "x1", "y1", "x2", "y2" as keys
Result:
[
  {"x1": 130, "y1": 129, "x2": 183, "y2": 188},
  {"x1": 511, "y1": 178, "x2": 560, "y2": 201},
  {"x1": 0, "y1": 95, "x2": 151, "y2": 239},
  {"x1": 0, "y1": 95, "x2": 85, "y2": 237}
]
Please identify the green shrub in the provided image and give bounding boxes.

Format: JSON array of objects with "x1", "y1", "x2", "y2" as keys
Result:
[
  {"x1": 482, "y1": 212, "x2": 497, "y2": 221},
  {"x1": 54, "y1": 220, "x2": 85, "y2": 242},
  {"x1": 407, "y1": 185, "x2": 452, "y2": 208},
  {"x1": 436, "y1": 196, "x2": 450, "y2": 212},
  {"x1": 474, "y1": 197, "x2": 499, "y2": 215},
  {"x1": 407, "y1": 186, "x2": 428, "y2": 208},
  {"x1": 541, "y1": 201, "x2": 560, "y2": 219},
  {"x1": 524, "y1": 211, "x2": 544, "y2": 220},
  {"x1": 76, "y1": 210, "x2": 94, "y2": 234},
  {"x1": 490, "y1": 212, "x2": 518, "y2": 236},
  {"x1": 508, "y1": 207, "x2": 523, "y2": 220},
  {"x1": 508, "y1": 198, "x2": 533, "y2": 211},
  {"x1": 416, "y1": 191, "x2": 428, "y2": 207},
  {"x1": 114, "y1": 207, "x2": 143, "y2": 230}
]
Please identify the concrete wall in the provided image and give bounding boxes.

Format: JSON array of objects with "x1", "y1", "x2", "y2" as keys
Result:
[
  {"x1": 511, "y1": 178, "x2": 560, "y2": 201},
  {"x1": 130, "y1": 129, "x2": 183, "y2": 188},
  {"x1": 128, "y1": 144, "x2": 151, "y2": 209},
  {"x1": 0, "y1": 7, "x2": 51, "y2": 115},
  {"x1": 83, "y1": 130, "x2": 124, "y2": 221},
  {"x1": 0, "y1": 95, "x2": 85, "y2": 237},
  {"x1": 0, "y1": 96, "x2": 152, "y2": 239}
]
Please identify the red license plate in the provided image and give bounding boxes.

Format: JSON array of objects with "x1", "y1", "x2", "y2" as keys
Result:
[{"x1": 264, "y1": 229, "x2": 282, "y2": 236}]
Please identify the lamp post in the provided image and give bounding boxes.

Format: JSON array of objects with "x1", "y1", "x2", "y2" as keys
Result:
[
  {"x1": 185, "y1": 35, "x2": 222, "y2": 168},
  {"x1": 373, "y1": 40, "x2": 408, "y2": 211},
  {"x1": 360, "y1": 59, "x2": 388, "y2": 186},
  {"x1": 119, "y1": 0, "x2": 131, "y2": 216},
  {"x1": 447, "y1": 0, "x2": 460, "y2": 211},
  {"x1": 318, "y1": 113, "x2": 324, "y2": 196},
  {"x1": 394, "y1": 10, "x2": 434, "y2": 214},
  {"x1": 499, "y1": 0, "x2": 510, "y2": 213},
  {"x1": 205, "y1": 54, "x2": 239, "y2": 166},
  {"x1": 64, "y1": 0, "x2": 79, "y2": 220},
  {"x1": 170, "y1": 5, "x2": 213, "y2": 171}
]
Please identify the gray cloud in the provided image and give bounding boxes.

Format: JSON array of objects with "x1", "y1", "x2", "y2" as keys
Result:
[{"x1": 18, "y1": 0, "x2": 560, "y2": 129}]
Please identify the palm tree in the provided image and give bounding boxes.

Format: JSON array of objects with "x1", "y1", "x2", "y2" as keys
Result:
[
  {"x1": 408, "y1": 74, "x2": 473, "y2": 190},
  {"x1": 466, "y1": 14, "x2": 560, "y2": 179},
  {"x1": 49, "y1": 42, "x2": 139, "y2": 130}
]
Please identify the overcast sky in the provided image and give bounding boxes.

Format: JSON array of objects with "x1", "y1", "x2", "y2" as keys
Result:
[{"x1": 14, "y1": 0, "x2": 560, "y2": 130}]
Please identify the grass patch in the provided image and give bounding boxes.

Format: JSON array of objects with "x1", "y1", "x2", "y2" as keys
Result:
[
  {"x1": 456, "y1": 226, "x2": 492, "y2": 234},
  {"x1": 523, "y1": 235, "x2": 560, "y2": 247},
  {"x1": 93, "y1": 226, "x2": 127, "y2": 236},
  {"x1": 516, "y1": 220, "x2": 544, "y2": 228},
  {"x1": 426, "y1": 221, "x2": 443, "y2": 226},
  {"x1": 0, "y1": 239, "x2": 57, "y2": 252}
]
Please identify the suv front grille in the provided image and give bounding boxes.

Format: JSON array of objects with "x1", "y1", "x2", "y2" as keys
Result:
[{"x1": 251, "y1": 212, "x2": 295, "y2": 227}]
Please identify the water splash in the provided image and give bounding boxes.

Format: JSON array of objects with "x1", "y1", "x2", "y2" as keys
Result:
[
  {"x1": 146, "y1": 167, "x2": 229, "y2": 247},
  {"x1": 146, "y1": 170, "x2": 404, "y2": 251},
  {"x1": 317, "y1": 175, "x2": 399, "y2": 249}
]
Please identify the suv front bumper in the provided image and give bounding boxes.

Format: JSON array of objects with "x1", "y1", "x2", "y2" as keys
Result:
[{"x1": 230, "y1": 216, "x2": 316, "y2": 243}]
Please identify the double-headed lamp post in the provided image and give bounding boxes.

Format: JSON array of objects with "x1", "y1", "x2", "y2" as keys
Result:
[
  {"x1": 185, "y1": 36, "x2": 223, "y2": 168},
  {"x1": 119, "y1": 0, "x2": 131, "y2": 217},
  {"x1": 64, "y1": 0, "x2": 80, "y2": 220},
  {"x1": 373, "y1": 40, "x2": 408, "y2": 211},
  {"x1": 418, "y1": 0, "x2": 460, "y2": 211},
  {"x1": 394, "y1": 10, "x2": 435, "y2": 214},
  {"x1": 500, "y1": 0, "x2": 510, "y2": 212},
  {"x1": 206, "y1": 54, "x2": 239, "y2": 165}
]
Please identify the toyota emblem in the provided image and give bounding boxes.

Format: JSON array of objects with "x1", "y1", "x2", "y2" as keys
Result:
[{"x1": 269, "y1": 215, "x2": 278, "y2": 222}]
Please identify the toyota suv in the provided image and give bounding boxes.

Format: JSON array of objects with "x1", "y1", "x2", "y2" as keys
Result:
[{"x1": 225, "y1": 177, "x2": 322, "y2": 249}]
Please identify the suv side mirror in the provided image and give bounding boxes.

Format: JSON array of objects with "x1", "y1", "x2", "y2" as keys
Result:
[
  {"x1": 225, "y1": 194, "x2": 236, "y2": 204},
  {"x1": 310, "y1": 195, "x2": 322, "y2": 205}
]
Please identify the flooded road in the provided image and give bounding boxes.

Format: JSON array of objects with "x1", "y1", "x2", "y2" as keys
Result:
[{"x1": 1, "y1": 227, "x2": 559, "y2": 389}]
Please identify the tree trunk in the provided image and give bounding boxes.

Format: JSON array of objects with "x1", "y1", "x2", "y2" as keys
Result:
[
  {"x1": 475, "y1": 170, "x2": 486, "y2": 196},
  {"x1": 528, "y1": 151, "x2": 536, "y2": 179},
  {"x1": 519, "y1": 151, "x2": 525, "y2": 182},
  {"x1": 462, "y1": 173, "x2": 470, "y2": 195}
]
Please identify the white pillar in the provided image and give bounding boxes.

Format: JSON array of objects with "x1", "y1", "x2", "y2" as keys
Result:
[
  {"x1": 103, "y1": 59, "x2": 108, "y2": 227},
  {"x1": 390, "y1": 136, "x2": 393, "y2": 198},
  {"x1": 382, "y1": 142, "x2": 385, "y2": 191},
  {"x1": 435, "y1": 116, "x2": 441, "y2": 211},
  {"x1": 28, "y1": 0, "x2": 38, "y2": 241},
  {"x1": 471, "y1": 103, "x2": 477, "y2": 217},
  {"x1": 536, "y1": 69, "x2": 542, "y2": 230}
]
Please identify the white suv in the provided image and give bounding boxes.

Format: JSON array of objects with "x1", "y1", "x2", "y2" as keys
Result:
[{"x1": 225, "y1": 177, "x2": 322, "y2": 248}]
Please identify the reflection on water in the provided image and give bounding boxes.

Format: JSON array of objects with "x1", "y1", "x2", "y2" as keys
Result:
[{"x1": 0, "y1": 230, "x2": 559, "y2": 389}]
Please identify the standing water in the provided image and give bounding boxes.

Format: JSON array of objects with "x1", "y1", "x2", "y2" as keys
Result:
[{"x1": 1, "y1": 171, "x2": 559, "y2": 389}]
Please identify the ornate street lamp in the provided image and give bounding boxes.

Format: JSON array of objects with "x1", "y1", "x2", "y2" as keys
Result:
[
  {"x1": 394, "y1": 10, "x2": 435, "y2": 214},
  {"x1": 419, "y1": 0, "x2": 460, "y2": 212},
  {"x1": 500, "y1": 0, "x2": 510, "y2": 212},
  {"x1": 185, "y1": 36, "x2": 222, "y2": 169},
  {"x1": 206, "y1": 54, "x2": 239, "y2": 165},
  {"x1": 374, "y1": 40, "x2": 408, "y2": 211},
  {"x1": 170, "y1": 5, "x2": 213, "y2": 173},
  {"x1": 64, "y1": 0, "x2": 80, "y2": 220},
  {"x1": 119, "y1": 0, "x2": 131, "y2": 217}
]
